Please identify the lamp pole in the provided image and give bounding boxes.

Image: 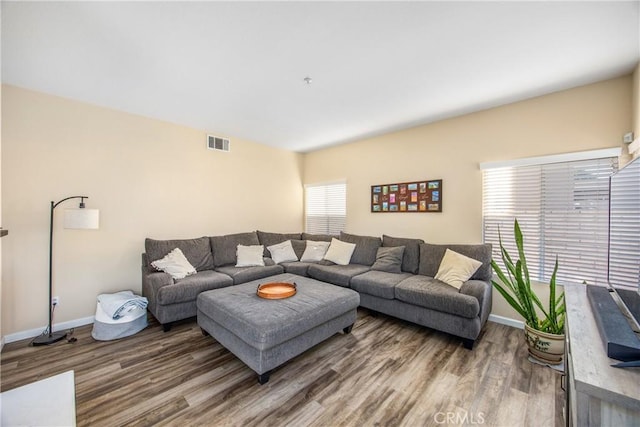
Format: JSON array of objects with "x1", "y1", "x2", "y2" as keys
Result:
[{"x1": 32, "y1": 196, "x2": 88, "y2": 346}]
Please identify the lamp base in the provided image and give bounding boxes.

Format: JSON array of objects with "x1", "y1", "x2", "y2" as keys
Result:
[{"x1": 32, "y1": 331, "x2": 67, "y2": 346}]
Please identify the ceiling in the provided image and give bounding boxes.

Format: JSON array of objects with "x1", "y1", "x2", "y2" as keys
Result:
[{"x1": 2, "y1": 1, "x2": 639, "y2": 153}]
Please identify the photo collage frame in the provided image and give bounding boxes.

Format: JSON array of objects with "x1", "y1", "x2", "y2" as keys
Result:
[{"x1": 371, "y1": 179, "x2": 442, "y2": 213}]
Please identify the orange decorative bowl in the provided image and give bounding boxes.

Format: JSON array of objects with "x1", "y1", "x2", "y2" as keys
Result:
[{"x1": 256, "y1": 282, "x2": 297, "y2": 299}]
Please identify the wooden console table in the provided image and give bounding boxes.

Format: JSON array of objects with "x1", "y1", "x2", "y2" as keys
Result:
[{"x1": 565, "y1": 283, "x2": 640, "y2": 426}]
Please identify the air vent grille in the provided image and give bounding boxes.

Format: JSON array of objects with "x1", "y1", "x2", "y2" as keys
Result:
[{"x1": 207, "y1": 135, "x2": 230, "y2": 152}]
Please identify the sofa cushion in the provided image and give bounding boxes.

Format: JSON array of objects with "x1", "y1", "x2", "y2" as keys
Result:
[
  {"x1": 371, "y1": 246, "x2": 405, "y2": 273},
  {"x1": 324, "y1": 238, "x2": 356, "y2": 265},
  {"x1": 280, "y1": 261, "x2": 311, "y2": 276},
  {"x1": 307, "y1": 263, "x2": 370, "y2": 287},
  {"x1": 210, "y1": 232, "x2": 260, "y2": 267},
  {"x1": 394, "y1": 275, "x2": 480, "y2": 319},
  {"x1": 236, "y1": 245, "x2": 265, "y2": 267},
  {"x1": 281, "y1": 260, "x2": 333, "y2": 276},
  {"x1": 418, "y1": 243, "x2": 492, "y2": 281},
  {"x1": 382, "y1": 235, "x2": 424, "y2": 274},
  {"x1": 291, "y1": 239, "x2": 307, "y2": 260},
  {"x1": 215, "y1": 264, "x2": 285, "y2": 285},
  {"x1": 350, "y1": 270, "x2": 412, "y2": 299},
  {"x1": 145, "y1": 237, "x2": 214, "y2": 272},
  {"x1": 151, "y1": 247, "x2": 196, "y2": 280},
  {"x1": 301, "y1": 232, "x2": 335, "y2": 242},
  {"x1": 301, "y1": 240, "x2": 331, "y2": 262},
  {"x1": 257, "y1": 231, "x2": 302, "y2": 257},
  {"x1": 156, "y1": 270, "x2": 233, "y2": 305},
  {"x1": 339, "y1": 232, "x2": 382, "y2": 266},
  {"x1": 435, "y1": 249, "x2": 483, "y2": 289}
]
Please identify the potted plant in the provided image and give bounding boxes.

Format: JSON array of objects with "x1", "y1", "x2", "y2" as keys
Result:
[{"x1": 491, "y1": 219, "x2": 566, "y2": 364}]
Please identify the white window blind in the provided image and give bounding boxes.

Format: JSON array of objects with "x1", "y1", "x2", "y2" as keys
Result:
[
  {"x1": 608, "y1": 158, "x2": 640, "y2": 289},
  {"x1": 305, "y1": 182, "x2": 346, "y2": 235},
  {"x1": 482, "y1": 156, "x2": 618, "y2": 286}
]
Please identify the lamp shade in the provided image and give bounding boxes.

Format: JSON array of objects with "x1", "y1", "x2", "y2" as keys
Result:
[{"x1": 63, "y1": 208, "x2": 99, "y2": 229}]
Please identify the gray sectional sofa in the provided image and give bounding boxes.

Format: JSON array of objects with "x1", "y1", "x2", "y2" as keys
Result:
[{"x1": 141, "y1": 230, "x2": 492, "y2": 348}]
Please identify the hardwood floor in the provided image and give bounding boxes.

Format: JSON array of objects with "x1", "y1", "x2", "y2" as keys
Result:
[{"x1": 1, "y1": 309, "x2": 564, "y2": 426}]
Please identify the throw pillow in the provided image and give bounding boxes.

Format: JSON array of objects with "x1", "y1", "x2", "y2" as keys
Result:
[
  {"x1": 210, "y1": 231, "x2": 260, "y2": 267},
  {"x1": 371, "y1": 246, "x2": 405, "y2": 273},
  {"x1": 267, "y1": 240, "x2": 299, "y2": 264},
  {"x1": 257, "y1": 231, "x2": 302, "y2": 256},
  {"x1": 300, "y1": 240, "x2": 331, "y2": 262},
  {"x1": 236, "y1": 245, "x2": 265, "y2": 267},
  {"x1": 323, "y1": 238, "x2": 356, "y2": 266},
  {"x1": 435, "y1": 249, "x2": 483, "y2": 289},
  {"x1": 151, "y1": 247, "x2": 197, "y2": 280}
]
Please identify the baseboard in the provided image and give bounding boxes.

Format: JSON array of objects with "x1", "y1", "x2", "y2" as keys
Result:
[
  {"x1": 5, "y1": 313, "x2": 520, "y2": 343},
  {"x1": 489, "y1": 314, "x2": 524, "y2": 329},
  {"x1": 4, "y1": 316, "x2": 95, "y2": 344}
]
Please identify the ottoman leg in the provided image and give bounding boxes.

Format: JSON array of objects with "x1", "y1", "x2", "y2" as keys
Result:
[
  {"x1": 201, "y1": 328, "x2": 210, "y2": 337},
  {"x1": 258, "y1": 371, "x2": 271, "y2": 385},
  {"x1": 343, "y1": 324, "x2": 354, "y2": 334},
  {"x1": 162, "y1": 323, "x2": 172, "y2": 332},
  {"x1": 462, "y1": 338, "x2": 475, "y2": 350}
]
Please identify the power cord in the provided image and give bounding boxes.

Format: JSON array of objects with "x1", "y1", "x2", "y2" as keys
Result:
[
  {"x1": 30, "y1": 303, "x2": 78, "y2": 345},
  {"x1": 67, "y1": 327, "x2": 77, "y2": 343},
  {"x1": 29, "y1": 302, "x2": 58, "y2": 346}
]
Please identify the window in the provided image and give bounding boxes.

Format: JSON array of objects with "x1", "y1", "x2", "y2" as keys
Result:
[
  {"x1": 608, "y1": 158, "x2": 640, "y2": 289},
  {"x1": 481, "y1": 149, "x2": 619, "y2": 286},
  {"x1": 305, "y1": 181, "x2": 346, "y2": 234}
]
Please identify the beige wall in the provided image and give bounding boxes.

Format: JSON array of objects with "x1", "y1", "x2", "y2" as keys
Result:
[
  {"x1": 304, "y1": 76, "x2": 633, "y2": 320},
  {"x1": 1, "y1": 75, "x2": 636, "y2": 335},
  {"x1": 1, "y1": 85, "x2": 303, "y2": 335}
]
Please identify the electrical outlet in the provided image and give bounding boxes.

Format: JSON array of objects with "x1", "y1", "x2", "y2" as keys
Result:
[{"x1": 52, "y1": 296, "x2": 60, "y2": 306}]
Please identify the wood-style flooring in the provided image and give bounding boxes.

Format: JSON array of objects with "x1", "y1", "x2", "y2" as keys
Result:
[{"x1": 1, "y1": 309, "x2": 564, "y2": 426}]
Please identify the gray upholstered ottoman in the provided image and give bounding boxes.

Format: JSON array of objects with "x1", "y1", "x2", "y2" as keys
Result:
[{"x1": 197, "y1": 273, "x2": 360, "y2": 384}]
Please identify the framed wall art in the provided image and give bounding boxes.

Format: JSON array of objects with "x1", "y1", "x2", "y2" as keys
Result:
[{"x1": 371, "y1": 179, "x2": 442, "y2": 213}]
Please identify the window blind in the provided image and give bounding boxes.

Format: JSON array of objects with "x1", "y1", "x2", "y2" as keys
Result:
[
  {"x1": 608, "y1": 158, "x2": 640, "y2": 289},
  {"x1": 482, "y1": 156, "x2": 618, "y2": 286},
  {"x1": 305, "y1": 182, "x2": 346, "y2": 235}
]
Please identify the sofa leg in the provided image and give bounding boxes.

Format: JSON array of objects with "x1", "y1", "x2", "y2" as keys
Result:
[
  {"x1": 201, "y1": 328, "x2": 210, "y2": 337},
  {"x1": 258, "y1": 371, "x2": 271, "y2": 385},
  {"x1": 162, "y1": 323, "x2": 172, "y2": 333},
  {"x1": 462, "y1": 338, "x2": 475, "y2": 350},
  {"x1": 343, "y1": 324, "x2": 354, "y2": 334}
]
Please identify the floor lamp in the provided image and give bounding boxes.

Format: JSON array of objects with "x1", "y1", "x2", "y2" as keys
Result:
[{"x1": 32, "y1": 196, "x2": 99, "y2": 346}]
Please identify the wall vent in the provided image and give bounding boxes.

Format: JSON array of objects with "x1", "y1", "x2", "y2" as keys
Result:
[{"x1": 207, "y1": 135, "x2": 231, "y2": 152}]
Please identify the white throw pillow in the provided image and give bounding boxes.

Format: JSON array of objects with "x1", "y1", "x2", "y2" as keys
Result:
[
  {"x1": 300, "y1": 240, "x2": 331, "y2": 262},
  {"x1": 236, "y1": 245, "x2": 265, "y2": 267},
  {"x1": 435, "y1": 249, "x2": 483, "y2": 289},
  {"x1": 151, "y1": 248, "x2": 196, "y2": 280},
  {"x1": 323, "y1": 238, "x2": 356, "y2": 266},
  {"x1": 267, "y1": 240, "x2": 298, "y2": 264}
]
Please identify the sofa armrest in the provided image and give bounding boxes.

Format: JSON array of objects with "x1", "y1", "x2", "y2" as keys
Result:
[
  {"x1": 141, "y1": 253, "x2": 156, "y2": 275},
  {"x1": 459, "y1": 279, "x2": 493, "y2": 325},
  {"x1": 141, "y1": 266, "x2": 173, "y2": 312}
]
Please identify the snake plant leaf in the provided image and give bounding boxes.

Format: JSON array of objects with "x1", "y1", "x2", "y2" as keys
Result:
[{"x1": 491, "y1": 219, "x2": 565, "y2": 335}]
